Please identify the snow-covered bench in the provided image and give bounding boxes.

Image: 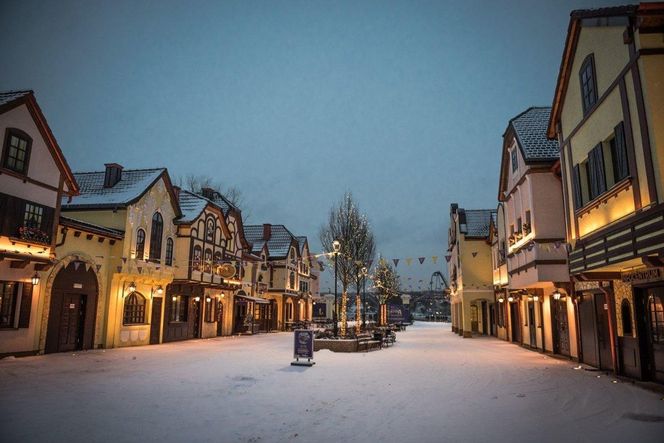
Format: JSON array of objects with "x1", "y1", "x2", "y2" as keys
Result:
[{"x1": 357, "y1": 334, "x2": 381, "y2": 352}]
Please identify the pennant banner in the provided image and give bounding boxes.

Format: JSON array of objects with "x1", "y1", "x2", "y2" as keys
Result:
[
  {"x1": 418, "y1": 257, "x2": 425, "y2": 264},
  {"x1": 472, "y1": 252, "x2": 478, "y2": 257},
  {"x1": 122, "y1": 257, "x2": 127, "y2": 264},
  {"x1": 95, "y1": 264, "x2": 102, "y2": 272},
  {"x1": 406, "y1": 258, "x2": 413, "y2": 266},
  {"x1": 432, "y1": 256, "x2": 438, "y2": 264},
  {"x1": 445, "y1": 255, "x2": 451, "y2": 263},
  {"x1": 137, "y1": 267, "x2": 143, "y2": 274},
  {"x1": 73, "y1": 261, "x2": 81, "y2": 271},
  {"x1": 116, "y1": 266, "x2": 122, "y2": 273},
  {"x1": 393, "y1": 258, "x2": 400, "y2": 267}
]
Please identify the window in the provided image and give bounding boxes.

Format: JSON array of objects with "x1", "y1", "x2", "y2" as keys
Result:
[
  {"x1": 610, "y1": 122, "x2": 629, "y2": 183},
  {"x1": 290, "y1": 248, "x2": 296, "y2": 262},
  {"x1": 226, "y1": 225, "x2": 235, "y2": 252},
  {"x1": 648, "y1": 292, "x2": 664, "y2": 344},
  {"x1": 511, "y1": 149, "x2": 518, "y2": 172},
  {"x1": 621, "y1": 299, "x2": 633, "y2": 336},
  {"x1": 289, "y1": 271, "x2": 295, "y2": 289},
  {"x1": 206, "y1": 219, "x2": 215, "y2": 242},
  {"x1": 149, "y1": 212, "x2": 163, "y2": 261},
  {"x1": 580, "y1": 54, "x2": 597, "y2": 114},
  {"x1": 23, "y1": 203, "x2": 44, "y2": 229},
  {"x1": 165, "y1": 238, "x2": 174, "y2": 266},
  {"x1": 170, "y1": 295, "x2": 188, "y2": 322},
  {"x1": 286, "y1": 300, "x2": 293, "y2": 321},
  {"x1": 2, "y1": 129, "x2": 32, "y2": 174},
  {"x1": 524, "y1": 211, "x2": 531, "y2": 234},
  {"x1": 123, "y1": 292, "x2": 146, "y2": 325},
  {"x1": 0, "y1": 282, "x2": 18, "y2": 328},
  {"x1": 193, "y1": 245, "x2": 202, "y2": 271},
  {"x1": 587, "y1": 143, "x2": 607, "y2": 200},
  {"x1": 136, "y1": 229, "x2": 146, "y2": 260},
  {"x1": 204, "y1": 248, "x2": 212, "y2": 273},
  {"x1": 517, "y1": 217, "x2": 522, "y2": 234},
  {"x1": 205, "y1": 297, "x2": 215, "y2": 322},
  {"x1": 299, "y1": 280, "x2": 309, "y2": 293}
]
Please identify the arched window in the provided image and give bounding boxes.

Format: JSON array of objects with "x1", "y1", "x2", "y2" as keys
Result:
[
  {"x1": 123, "y1": 292, "x2": 146, "y2": 324},
  {"x1": 289, "y1": 271, "x2": 295, "y2": 289},
  {"x1": 290, "y1": 248, "x2": 295, "y2": 262},
  {"x1": 226, "y1": 225, "x2": 235, "y2": 252},
  {"x1": 193, "y1": 245, "x2": 202, "y2": 271},
  {"x1": 135, "y1": 229, "x2": 146, "y2": 260},
  {"x1": 149, "y1": 212, "x2": 163, "y2": 261},
  {"x1": 579, "y1": 54, "x2": 597, "y2": 115},
  {"x1": 165, "y1": 238, "x2": 174, "y2": 266},
  {"x1": 204, "y1": 248, "x2": 212, "y2": 273},
  {"x1": 621, "y1": 299, "x2": 633, "y2": 336},
  {"x1": 206, "y1": 218, "x2": 215, "y2": 242}
]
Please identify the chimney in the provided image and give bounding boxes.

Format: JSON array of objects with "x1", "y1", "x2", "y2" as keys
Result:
[
  {"x1": 263, "y1": 224, "x2": 271, "y2": 240},
  {"x1": 172, "y1": 185, "x2": 181, "y2": 201},
  {"x1": 451, "y1": 203, "x2": 458, "y2": 214},
  {"x1": 201, "y1": 187, "x2": 215, "y2": 200},
  {"x1": 104, "y1": 163, "x2": 123, "y2": 188}
]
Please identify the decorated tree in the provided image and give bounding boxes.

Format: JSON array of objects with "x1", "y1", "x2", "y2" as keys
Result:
[
  {"x1": 350, "y1": 216, "x2": 375, "y2": 333},
  {"x1": 319, "y1": 192, "x2": 374, "y2": 336},
  {"x1": 371, "y1": 259, "x2": 401, "y2": 325}
]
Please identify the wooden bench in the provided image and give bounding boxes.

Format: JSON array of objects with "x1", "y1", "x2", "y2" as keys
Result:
[{"x1": 357, "y1": 334, "x2": 381, "y2": 352}]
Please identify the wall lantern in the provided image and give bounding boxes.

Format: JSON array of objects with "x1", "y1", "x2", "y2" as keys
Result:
[
  {"x1": 172, "y1": 296, "x2": 177, "y2": 302},
  {"x1": 206, "y1": 296, "x2": 211, "y2": 303},
  {"x1": 156, "y1": 285, "x2": 164, "y2": 295},
  {"x1": 194, "y1": 296, "x2": 201, "y2": 302},
  {"x1": 128, "y1": 281, "x2": 137, "y2": 293},
  {"x1": 533, "y1": 295, "x2": 540, "y2": 302},
  {"x1": 507, "y1": 295, "x2": 514, "y2": 303},
  {"x1": 552, "y1": 289, "x2": 562, "y2": 301},
  {"x1": 498, "y1": 295, "x2": 505, "y2": 303},
  {"x1": 31, "y1": 273, "x2": 40, "y2": 286}
]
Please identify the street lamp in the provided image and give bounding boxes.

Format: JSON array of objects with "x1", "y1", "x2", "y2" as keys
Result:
[
  {"x1": 332, "y1": 239, "x2": 341, "y2": 337},
  {"x1": 31, "y1": 273, "x2": 40, "y2": 286},
  {"x1": 552, "y1": 289, "x2": 562, "y2": 301},
  {"x1": 361, "y1": 266, "x2": 368, "y2": 330}
]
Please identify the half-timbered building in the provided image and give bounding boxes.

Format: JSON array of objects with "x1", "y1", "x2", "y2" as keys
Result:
[
  {"x1": 0, "y1": 90, "x2": 79, "y2": 356},
  {"x1": 548, "y1": 4, "x2": 664, "y2": 381}
]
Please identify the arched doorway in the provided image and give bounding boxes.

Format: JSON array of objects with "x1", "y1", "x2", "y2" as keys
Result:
[{"x1": 45, "y1": 261, "x2": 98, "y2": 353}]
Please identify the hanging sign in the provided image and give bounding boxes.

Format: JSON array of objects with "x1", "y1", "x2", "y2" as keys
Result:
[
  {"x1": 218, "y1": 263, "x2": 236, "y2": 279},
  {"x1": 291, "y1": 329, "x2": 315, "y2": 367}
]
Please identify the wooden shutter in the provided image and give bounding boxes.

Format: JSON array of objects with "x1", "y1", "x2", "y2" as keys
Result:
[
  {"x1": 594, "y1": 143, "x2": 607, "y2": 195},
  {"x1": 572, "y1": 164, "x2": 583, "y2": 209},
  {"x1": 613, "y1": 122, "x2": 629, "y2": 181},
  {"x1": 18, "y1": 283, "x2": 33, "y2": 328}
]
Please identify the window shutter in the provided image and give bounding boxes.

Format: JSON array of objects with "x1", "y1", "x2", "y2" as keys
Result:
[
  {"x1": 593, "y1": 143, "x2": 607, "y2": 195},
  {"x1": 572, "y1": 164, "x2": 582, "y2": 209},
  {"x1": 613, "y1": 122, "x2": 629, "y2": 181},
  {"x1": 18, "y1": 283, "x2": 33, "y2": 328}
]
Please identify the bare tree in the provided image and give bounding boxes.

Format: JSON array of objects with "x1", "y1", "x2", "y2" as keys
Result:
[
  {"x1": 175, "y1": 174, "x2": 250, "y2": 220},
  {"x1": 319, "y1": 192, "x2": 374, "y2": 336}
]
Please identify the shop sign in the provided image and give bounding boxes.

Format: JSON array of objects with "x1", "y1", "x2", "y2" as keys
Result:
[
  {"x1": 291, "y1": 330, "x2": 315, "y2": 367},
  {"x1": 621, "y1": 267, "x2": 664, "y2": 285},
  {"x1": 218, "y1": 263, "x2": 236, "y2": 279}
]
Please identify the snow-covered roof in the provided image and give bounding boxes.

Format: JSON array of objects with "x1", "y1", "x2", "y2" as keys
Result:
[
  {"x1": 63, "y1": 168, "x2": 165, "y2": 209},
  {"x1": 177, "y1": 190, "x2": 209, "y2": 223},
  {"x1": 0, "y1": 90, "x2": 32, "y2": 107},
  {"x1": 244, "y1": 224, "x2": 298, "y2": 259}
]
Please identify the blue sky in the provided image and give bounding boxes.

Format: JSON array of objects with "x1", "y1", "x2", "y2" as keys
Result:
[{"x1": 0, "y1": 0, "x2": 624, "y2": 291}]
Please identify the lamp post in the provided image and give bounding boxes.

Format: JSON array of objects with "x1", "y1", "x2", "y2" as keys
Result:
[
  {"x1": 332, "y1": 240, "x2": 341, "y2": 337},
  {"x1": 361, "y1": 266, "x2": 368, "y2": 330}
]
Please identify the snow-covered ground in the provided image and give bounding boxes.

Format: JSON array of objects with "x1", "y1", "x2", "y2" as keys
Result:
[{"x1": 1, "y1": 322, "x2": 664, "y2": 443}]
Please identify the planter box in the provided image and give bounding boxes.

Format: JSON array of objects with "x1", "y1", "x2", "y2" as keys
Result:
[{"x1": 314, "y1": 339, "x2": 358, "y2": 352}]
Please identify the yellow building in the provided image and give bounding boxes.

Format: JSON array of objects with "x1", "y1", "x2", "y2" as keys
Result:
[
  {"x1": 447, "y1": 204, "x2": 495, "y2": 338},
  {"x1": 548, "y1": 3, "x2": 664, "y2": 381},
  {"x1": 61, "y1": 164, "x2": 181, "y2": 348}
]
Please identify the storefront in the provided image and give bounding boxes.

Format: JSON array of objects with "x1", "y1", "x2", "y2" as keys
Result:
[
  {"x1": 232, "y1": 292, "x2": 273, "y2": 334},
  {"x1": 163, "y1": 283, "x2": 204, "y2": 343}
]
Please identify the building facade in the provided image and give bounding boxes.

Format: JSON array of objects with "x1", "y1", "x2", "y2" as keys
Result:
[
  {"x1": 497, "y1": 107, "x2": 577, "y2": 358},
  {"x1": 447, "y1": 204, "x2": 495, "y2": 338},
  {"x1": 0, "y1": 90, "x2": 79, "y2": 356},
  {"x1": 549, "y1": 4, "x2": 664, "y2": 381}
]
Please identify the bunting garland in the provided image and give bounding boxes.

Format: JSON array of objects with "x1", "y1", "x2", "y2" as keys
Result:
[{"x1": 393, "y1": 258, "x2": 400, "y2": 267}]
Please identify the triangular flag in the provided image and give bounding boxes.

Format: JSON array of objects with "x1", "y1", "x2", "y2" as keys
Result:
[
  {"x1": 95, "y1": 264, "x2": 102, "y2": 272},
  {"x1": 472, "y1": 252, "x2": 478, "y2": 257},
  {"x1": 122, "y1": 257, "x2": 127, "y2": 264},
  {"x1": 418, "y1": 257, "x2": 425, "y2": 264},
  {"x1": 445, "y1": 255, "x2": 451, "y2": 263},
  {"x1": 379, "y1": 258, "x2": 386, "y2": 266},
  {"x1": 393, "y1": 258, "x2": 400, "y2": 267},
  {"x1": 406, "y1": 258, "x2": 413, "y2": 266},
  {"x1": 137, "y1": 267, "x2": 143, "y2": 274},
  {"x1": 432, "y1": 256, "x2": 438, "y2": 264},
  {"x1": 116, "y1": 266, "x2": 122, "y2": 273},
  {"x1": 84, "y1": 263, "x2": 91, "y2": 272},
  {"x1": 554, "y1": 241, "x2": 562, "y2": 249},
  {"x1": 73, "y1": 261, "x2": 81, "y2": 271}
]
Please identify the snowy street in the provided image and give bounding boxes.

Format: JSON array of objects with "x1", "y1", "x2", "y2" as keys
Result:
[{"x1": 2, "y1": 322, "x2": 664, "y2": 443}]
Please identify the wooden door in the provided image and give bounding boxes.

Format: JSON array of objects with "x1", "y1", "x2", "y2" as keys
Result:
[
  {"x1": 150, "y1": 297, "x2": 162, "y2": 345},
  {"x1": 528, "y1": 302, "x2": 537, "y2": 347},
  {"x1": 594, "y1": 293, "x2": 613, "y2": 371},
  {"x1": 552, "y1": 299, "x2": 571, "y2": 356},
  {"x1": 216, "y1": 302, "x2": 224, "y2": 336},
  {"x1": 59, "y1": 293, "x2": 85, "y2": 352},
  {"x1": 579, "y1": 294, "x2": 599, "y2": 367},
  {"x1": 481, "y1": 301, "x2": 488, "y2": 335},
  {"x1": 510, "y1": 302, "x2": 521, "y2": 343},
  {"x1": 192, "y1": 298, "x2": 201, "y2": 338},
  {"x1": 645, "y1": 287, "x2": 664, "y2": 383}
]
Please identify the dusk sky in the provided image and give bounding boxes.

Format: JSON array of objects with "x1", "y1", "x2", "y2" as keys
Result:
[{"x1": 0, "y1": 0, "x2": 624, "y2": 291}]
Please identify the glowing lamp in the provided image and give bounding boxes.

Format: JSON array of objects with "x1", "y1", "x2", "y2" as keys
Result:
[
  {"x1": 553, "y1": 289, "x2": 562, "y2": 301},
  {"x1": 156, "y1": 285, "x2": 164, "y2": 295},
  {"x1": 332, "y1": 240, "x2": 341, "y2": 253},
  {"x1": 172, "y1": 296, "x2": 177, "y2": 302},
  {"x1": 128, "y1": 282, "x2": 137, "y2": 293},
  {"x1": 507, "y1": 295, "x2": 514, "y2": 303},
  {"x1": 31, "y1": 273, "x2": 40, "y2": 286},
  {"x1": 498, "y1": 296, "x2": 504, "y2": 303},
  {"x1": 533, "y1": 295, "x2": 539, "y2": 302},
  {"x1": 206, "y1": 297, "x2": 211, "y2": 303},
  {"x1": 194, "y1": 296, "x2": 201, "y2": 302}
]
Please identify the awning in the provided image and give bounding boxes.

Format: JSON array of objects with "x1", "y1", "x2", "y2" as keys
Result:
[{"x1": 235, "y1": 294, "x2": 271, "y2": 304}]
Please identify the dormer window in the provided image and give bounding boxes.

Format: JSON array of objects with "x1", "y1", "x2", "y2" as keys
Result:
[
  {"x1": 2, "y1": 128, "x2": 32, "y2": 175},
  {"x1": 580, "y1": 54, "x2": 597, "y2": 115},
  {"x1": 511, "y1": 149, "x2": 518, "y2": 173}
]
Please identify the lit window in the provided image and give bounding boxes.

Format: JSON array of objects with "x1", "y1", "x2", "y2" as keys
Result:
[
  {"x1": 170, "y1": 295, "x2": 188, "y2": 322},
  {"x1": 2, "y1": 129, "x2": 32, "y2": 174},
  {"x1": 165, "y1": 238, "x2": 174, "y2": 266},
  {"x1": 136, "y1": 229, "x2": 146, "y2": 259},
  {"x1": 23, "y1": 203, "x2": 44, "y2": 229},
  {"x1": 123, "y1": 292, "x2": 146, "y2": 325},
  {"x1": 149, "y1": 212, "x2": 163, "y2": 261}
]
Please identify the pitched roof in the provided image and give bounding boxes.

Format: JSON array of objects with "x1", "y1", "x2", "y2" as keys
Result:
[
  {"x1": 62, "y1": 168, "x2": 165, "y2": 209},
  {"x1": 0, "y1": 90, "x2": 79, "y2": 195},
  {"x1": 296, "y1": 236, "x2": 308, "y2": 254},
  {"x1": 458, "y1": 209, "x2": 495, "y2": 239},
  {"x1": 510, "y1": 107, "x2": 559, "y2": 161},
  {"x1": 244, "y1": 224, "x2": 298, "y2": 259},
  {"x1": 0, "y1": 90, "x2": 32, "y2": 107},
  {"x1": 177, "y1": 190, "x2": 209, "y2": 223}
]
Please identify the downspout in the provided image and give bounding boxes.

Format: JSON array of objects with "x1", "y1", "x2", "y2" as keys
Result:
[{"x1": 55, "y1": 227, "x2": 68, "y2": 247}]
